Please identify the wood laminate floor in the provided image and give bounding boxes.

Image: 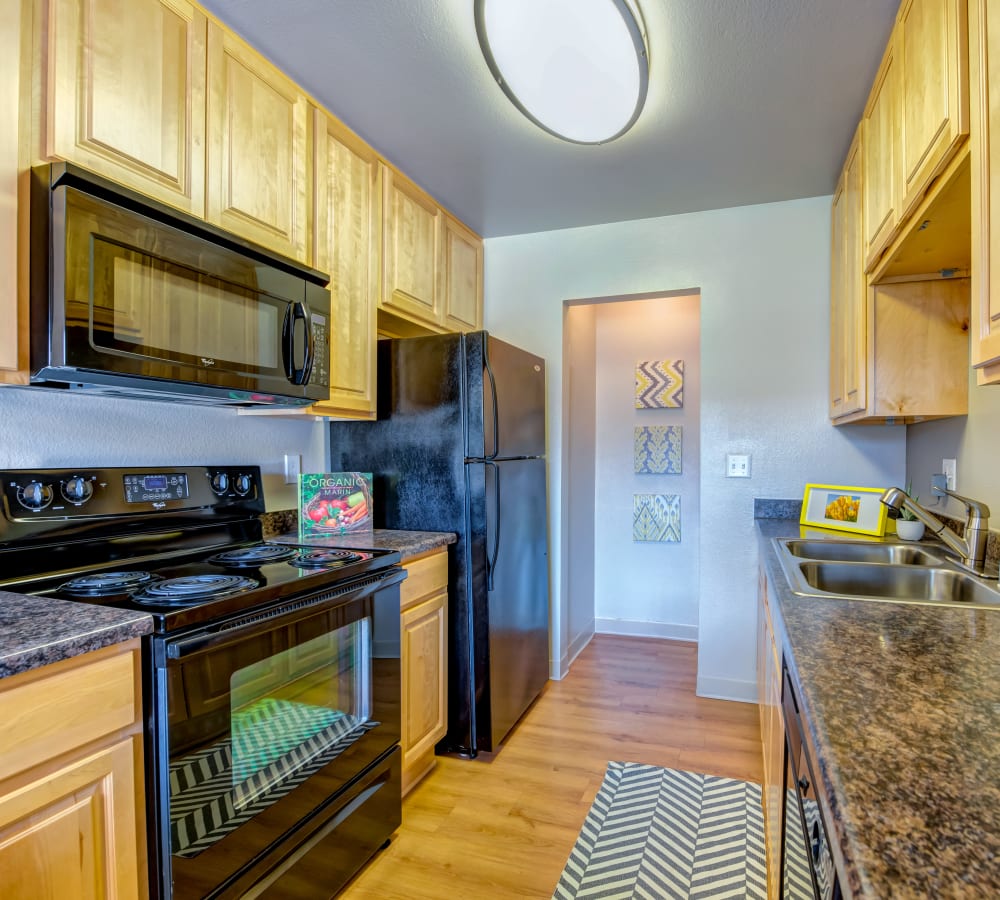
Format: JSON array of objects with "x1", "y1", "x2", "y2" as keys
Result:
[{"x1": 342, "y1": 634, "x2": 763, "y2": 899}]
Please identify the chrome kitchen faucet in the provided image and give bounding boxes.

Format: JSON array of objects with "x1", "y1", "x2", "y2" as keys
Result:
[{"x1": 880, "y1": 486, "x2": 990, "y2": 575}]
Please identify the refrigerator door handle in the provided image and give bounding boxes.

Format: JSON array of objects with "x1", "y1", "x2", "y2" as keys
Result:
[
  {"x1": 484, "y1": 344, "x2": 499, "y2": 460},
  {"x1": 485, "y1": 460, "x2": 500, "y2": 592}
]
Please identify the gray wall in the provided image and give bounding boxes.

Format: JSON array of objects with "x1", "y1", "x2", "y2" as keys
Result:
[
  {"x1": 0, "y1": 386, "x2": 326, "y2": 509},
  {"x1": 485, "y1": 195, "x2": 906, "y2": 699}
]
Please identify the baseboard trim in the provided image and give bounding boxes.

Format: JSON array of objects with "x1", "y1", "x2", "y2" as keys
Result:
[
  {"x1": 596, "y1": 618, "x2": 698, "y2": 642},
  {"x1": 697, "y1": 674, "x2": 757, "y2": 704}
]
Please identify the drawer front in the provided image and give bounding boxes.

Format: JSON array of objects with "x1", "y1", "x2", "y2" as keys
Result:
[
  {"x1": 0, "y1": 644, "x2": 139, "y2": 782},
  {"x1": 401, "y1": 549, "x2": 448, "y2": 611}
]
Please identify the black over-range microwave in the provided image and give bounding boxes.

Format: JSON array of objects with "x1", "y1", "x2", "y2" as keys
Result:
[{"x1": 29, "y1": 163, "x2": 331, "y2": 407}]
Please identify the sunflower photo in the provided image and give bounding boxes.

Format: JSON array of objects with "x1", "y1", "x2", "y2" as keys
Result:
[
  {"x1": 800, "y1": 483, "x2": 887, "y2": 536},
  {"x1": 823, "y1": 492, "x2": 861, "y2": 523}
]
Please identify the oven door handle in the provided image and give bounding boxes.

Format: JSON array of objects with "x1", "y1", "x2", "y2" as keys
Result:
[{"x1": 163, "y1": 569, "x2": 405, "y2": 661}]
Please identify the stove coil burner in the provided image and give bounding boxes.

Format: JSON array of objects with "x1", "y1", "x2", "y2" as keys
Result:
[
  {"x1": 60, "y1": 570, "x2": 158, "y2": 597},
  {"x1": 133, "y1": 574, "x2": 259, "y2": 605},
  {"x1": 208, "y1": 544, "x2": 297, "y2": 568},
  {"x1": 292, "y1": 549, "x2": 363, "y2": 569}
]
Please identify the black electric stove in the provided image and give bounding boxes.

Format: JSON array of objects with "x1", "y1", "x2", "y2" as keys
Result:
[{"x1": 0, "y1": 465, "x2": 399, "y2": 631}]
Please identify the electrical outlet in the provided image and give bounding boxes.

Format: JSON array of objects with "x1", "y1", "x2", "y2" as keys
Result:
[
  {"x1": 930, "y1": 473, "x2": 948, "y2": 497},
  {"x1": 726, "y1": 454, "x2": 751, "y2": 478},
  {"x1": 283, "y1": 453, "x2": 301, "y2": 485},
  {"x1": 942, "y1": 458, "x2": 957, "y2": 491}
]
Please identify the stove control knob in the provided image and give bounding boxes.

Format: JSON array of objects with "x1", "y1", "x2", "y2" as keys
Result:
[
  {"x1": 234, "y1": 474, "x2": 253, "y2": 496},
  {"x1": 18, "y1": 481, "x2": 53, "y2": 511},
  {"x1": 62, "y1": 477, "x2": 94, "y2": 504},
  {"x1": 210, "y1": 472, "x2": 229, "y2": 495}
]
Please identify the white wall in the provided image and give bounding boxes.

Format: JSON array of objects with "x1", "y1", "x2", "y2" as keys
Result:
[
  {"x1": 484, "y1": 196, "x2": 906, "y2": 699},
  {"x1": 0, "y1": 386, "x2": 326, "y2": 510},
  {"x1": 906, "y1": 368, "x2": 1000, "y2": 520},
  {"x1": 593, "y1": 295, "x2": 700, "y2": 641},
  {"x1": 562, "y1": 304, "x2": 598, "y2": 666}
]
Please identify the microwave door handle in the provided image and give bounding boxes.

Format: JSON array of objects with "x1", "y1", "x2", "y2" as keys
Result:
[{"x1": 282, "y1": 301, "x2": 314, "y2": 385}]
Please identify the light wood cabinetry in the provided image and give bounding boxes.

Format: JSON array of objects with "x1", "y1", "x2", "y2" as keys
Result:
[
  {"x1": 0, "y1": 640, "x2": 146, "y2": 899},
  {"x1": 0, "y1": 0, "x2": 27, "y2": 379},
  {"x1": 44, "y1": 0, "x2": 207, "y2": 216},
  {"x1": 829, "y1": 125, "x2": 867, "y2": 420},
  {"x1": 206, "y1": 22, "x2": 310, "y2": 265},
  {"x1": 897, "y1": 0, "x2": 969, "y2": 220},
  {"x1": 441, "y1": 213, "x2": 484, "y2": 333},
  {"x1": 400, "y1": 548, "x2": 448, "y2": 796},
  {"x1": 863, "y1": 36, "x2": 901, "y2": 270},
  {"x1": 380, "y1": 164, "x2": 442, "y2": 328},
  {"x1": 310, "y1": 109, "x2": 379, "y2": 418},
  {"x1": 379, "y1": 164, "x2": 484, "y2": 338},
  {"x1": 970, "y1": 0, "x2": 1000, "y2": 382},
  {"x1": 756, "y1": 567, "x2": 783, "y2": 900}
]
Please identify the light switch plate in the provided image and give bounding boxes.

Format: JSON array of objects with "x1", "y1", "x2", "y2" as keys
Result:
[
  {"x1": 283, "y1": 453, "x2": 301, "y2": 485},
  {"x1": 726, "y1": 453, "x2": 751, "y2": 478},
  {"x1": 942, "y1": 458, "x2": 957, "y2": 491}
]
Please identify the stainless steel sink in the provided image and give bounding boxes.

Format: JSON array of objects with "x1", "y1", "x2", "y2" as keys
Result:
[
  {"x1": 773, "y1": 538, "x2": 1000, "y2": 609},
  {"x1": 796, "y1": 562, "x2": 1000, "y2": 608},
  {"x1": 781, "y1": 539, "x2": 944, "y2": 566}
]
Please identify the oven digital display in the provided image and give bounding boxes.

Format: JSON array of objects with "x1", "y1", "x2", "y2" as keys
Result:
[{"x1": 123, "y1": 473, "x2": 189, "y2": 503}]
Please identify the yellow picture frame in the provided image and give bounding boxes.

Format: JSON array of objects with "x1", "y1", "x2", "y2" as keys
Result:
[{"x1": 799, "y1": 483, "x2": 888, "y2": 536}]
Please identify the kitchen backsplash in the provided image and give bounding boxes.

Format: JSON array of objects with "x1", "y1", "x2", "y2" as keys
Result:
[{"x1": 261, "y1": 509, "x2": 297, "y2": 538}]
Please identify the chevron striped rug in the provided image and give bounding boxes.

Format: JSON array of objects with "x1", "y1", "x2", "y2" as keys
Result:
[{"x1": 553, "y1": 762, "x2": 767, "y2": 899}]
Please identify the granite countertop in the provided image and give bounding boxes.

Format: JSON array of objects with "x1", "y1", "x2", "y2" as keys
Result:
[
  {"x1": 0, "y1": 591, "x2": 153, "y2": 680},
  {"x1": 757, "y1": 519, "x2": 1000, "y2": 897},
  {"x1": 271, "y1": 528, "x2": 456, "y2": 562}
]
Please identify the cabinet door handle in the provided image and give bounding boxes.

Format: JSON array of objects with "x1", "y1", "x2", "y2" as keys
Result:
[{"x1": 798, "y1": 776, "x2": 810, "y2": 792}]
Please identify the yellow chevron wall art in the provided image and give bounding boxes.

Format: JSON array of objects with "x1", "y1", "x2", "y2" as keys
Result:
[{"x1": 635, "y1": 359, "x2": 684, "y2": 408}]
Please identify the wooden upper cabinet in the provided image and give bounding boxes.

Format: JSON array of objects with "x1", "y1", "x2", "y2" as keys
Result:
[
  {"x1": 441, "y1": 214, "x2": 483, "y2": 333},
  {"x1": 896, "y1": 0, "x2": 969, "y2": 220},
  {"x1": 45, "y1": 0, "x2": 207, "y2": 216},
  {"x1": 380, "y1": 164, "x2": 441, "y2": 327},
  {"x1": 970, "y1": 0, "x2": 1000, "y2": 381},
  {"x1": 863, "y1": 36, "x2": 901, "y2": 271},
  {"x1": 311, "y1": 109, "x2": 378, "y2": 419},
  {"x1": 0, "y1": 0, "x2": 25, "y2": 377},
  {"x1": 206, "y1": 22, "x2": 310, "y2": 264},
  {"x1": 830, "y1": 125, "x2": 866, "y2": 421}
]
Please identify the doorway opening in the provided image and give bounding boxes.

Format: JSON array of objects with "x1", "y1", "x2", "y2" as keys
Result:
[{"x1": 562, "y1": 290, "x2": 701, "y2": 668}]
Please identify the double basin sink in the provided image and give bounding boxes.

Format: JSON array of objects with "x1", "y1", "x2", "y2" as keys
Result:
[{"x1": 775, "y1": 538, "x2": 1000, "y2": 609}]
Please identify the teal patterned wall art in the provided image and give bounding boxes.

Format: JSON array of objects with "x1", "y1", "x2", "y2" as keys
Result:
[
  {"x1": 633, "y1": 494, "x2": 681, "y2": 542},
  {"x1": 634, "y1": 425, "x2": 682, "y2": 474}
]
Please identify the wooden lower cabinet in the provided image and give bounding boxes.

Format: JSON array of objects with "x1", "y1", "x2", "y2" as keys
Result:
[
  {"x1": 400, "y1": 548, "x2": 449, "y2": 796},
  {"x1": 757, "y1": 567, "x2": 783, "y2": 900},
  {"x1": 0, "y1": 639, "x2": 146, "y2": 899}
]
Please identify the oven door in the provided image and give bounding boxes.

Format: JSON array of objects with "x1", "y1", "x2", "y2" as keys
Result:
[{"x1": 148, "y1": 572, "x2": 402, "y2": 899}]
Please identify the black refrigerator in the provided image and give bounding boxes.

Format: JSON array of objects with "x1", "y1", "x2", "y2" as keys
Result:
[{"x1": 328, "y1": 331, "x2": 549, "y2": 756}]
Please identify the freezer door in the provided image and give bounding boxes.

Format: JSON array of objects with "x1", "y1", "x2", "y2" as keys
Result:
[
  {"x1": 476, "y1": 334, "x2": 546, "y2": 460},
  {"x1": 483, "y1": 456, "x2": 549, "y2": 748}
]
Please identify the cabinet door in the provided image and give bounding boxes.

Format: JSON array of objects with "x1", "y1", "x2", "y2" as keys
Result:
[
  {"x1": 46, "y1": 0, "x2": 207, "y2": 216},
  {"x1": 441, "y1": 214, "x2": 483, "y2": 333},
  {"x1": 863, "y1": 36, "x2": 901, "y2": 271},
  {"x1": 897, "y1": 0, "x2": 969, "y2": 220},
  {"x1": 311, "y1": 110, "x2": 378, "y2": 418},
  {"x1": 381, "y1": 164, "x2": 441, "y2": 327},
  {"x1": 830, "y1": 126, "x2": 867, "y2": 420},
  {"x1": 206, "y1": 23, "x2": 309, "y2": 264},
  {"x1": 0, "y1": 737, "x2": 142, "y2": 899},
  {"x1": 400, "y1": 589, "x2": 447, "y2": 793},
  {"x1": 970, "y1": 0, "x2": 1000, "y2": 379},
  {"x1": 0, "y1": 0, "x2": 24, "y2": 376}
]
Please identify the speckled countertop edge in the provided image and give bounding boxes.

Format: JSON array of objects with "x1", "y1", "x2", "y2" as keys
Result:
[
  {"x1": 757, "y1": 520, "x2": 1000, "y2": 898},
  {"x1": 0, "y1": 591, "x2": 153, "y2": 680},
  {"x1": 269, "y1": 528, "x2": 456, "y2": 562}
]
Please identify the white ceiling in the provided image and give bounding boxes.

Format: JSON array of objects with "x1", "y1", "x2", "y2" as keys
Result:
[{"x1": 199, "y1": 0, "x2": 900, "y2": 238}]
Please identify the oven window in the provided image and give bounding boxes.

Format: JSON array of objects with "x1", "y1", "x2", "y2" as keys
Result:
[{"x1": 168, "y1": 613, "x2": 373, "y2": 857}]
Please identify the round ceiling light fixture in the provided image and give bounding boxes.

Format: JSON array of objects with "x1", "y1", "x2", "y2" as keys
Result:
[{"x1": 474, "y1": 0, "x2": 649, "y2": 145}]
